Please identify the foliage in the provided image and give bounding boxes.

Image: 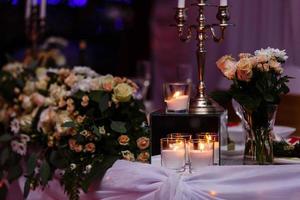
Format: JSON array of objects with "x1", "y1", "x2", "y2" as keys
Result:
[{"x1": 0, "y1": 60, "x2": 150, "y2": 199}]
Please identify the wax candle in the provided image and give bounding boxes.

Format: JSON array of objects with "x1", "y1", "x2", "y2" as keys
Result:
[
  {"x1": 165, "y1": 91, "x2": 189, "y2": 111},
  {"x1": 25, "y1": 0, "x2": 31, "y2": 19},
  {"x1": 189, "y1": 142, "x2": 213, "y2": 169},
  {"x1": 213, "y1": 142, "x2": 220, "y2": 164},
  {"x1": 220, "y1": 0, "x2": 228, "y2": 6},
  {"x1": 40, "y1": 0, "x2": 47, "y2": 19},
  {"x1": 161, "y1": 149, "x2": 185, "y2": 169},
  {"x1": 178, "y1": 0, "x2": 185, "y2": 8}
]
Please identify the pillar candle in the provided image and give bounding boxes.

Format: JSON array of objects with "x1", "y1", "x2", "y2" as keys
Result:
[
  {"x1": 178, "y1": 0, "x2": 185, "y2": 8},
  {"x1": 25, "y1": 0, "x2": 31, "y2": 19},
  {"x1": 40, "y1": 0, "x2": 47, "y2": 19},
  {"x1": 220, "y1": 0, "x2": 228, "y2": 6}
]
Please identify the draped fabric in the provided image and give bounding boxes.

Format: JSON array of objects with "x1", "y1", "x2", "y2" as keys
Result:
[
  {"x1": 8, "y1": 159, "x2": 300, "y2": 200},
  {"x1": 151, "y1": 0, "x2": 300, "y2": 107}
]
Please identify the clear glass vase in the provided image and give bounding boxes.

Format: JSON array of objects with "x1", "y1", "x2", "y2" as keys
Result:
[{"x1": 235, "y1": 101, "x2": 278, "y2": 165}]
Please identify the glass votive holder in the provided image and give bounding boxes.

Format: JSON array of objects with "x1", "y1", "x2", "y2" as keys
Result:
[
  {"x1": 167, "y1": 133, "x2": 192, "y2": 165},
  {"x1": 160, "y1": 138, "x2": 186, "y2": 171},
  {"x1": 188, "y1": 139, "x2": 213, "y2": 171},
  {"x1": 163, "y1": 82, "x2": 191, "y2": 113},
  {"x1": 197, "y1": 133, "x2": 219, "y2": 165}
]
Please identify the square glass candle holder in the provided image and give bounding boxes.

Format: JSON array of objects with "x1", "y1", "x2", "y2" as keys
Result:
[
  {"x1": 188, "y1": 139, "x2": 213, "y2": 171},
  {"x1": 167, "y1": 133, "x2": 192, "y2": 165},
  {"x1": 164, "y1": 83, "x2": 191, "y2": 113},
  {"x1": 161, "y1": 138, "x2": 186, "y2": 171}
]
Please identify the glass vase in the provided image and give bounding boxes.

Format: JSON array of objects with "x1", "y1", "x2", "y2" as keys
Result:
[{"x1": 238, "y1": 103, "x2": 278, "y2": 165}]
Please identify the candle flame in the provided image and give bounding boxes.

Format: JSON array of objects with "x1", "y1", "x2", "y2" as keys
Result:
[
  {"x1": 169, "y1": 141, "x2": 183, "y2": 151},
  {"x1": 199, "y1": 142, "x2": 205, "y2": 152},
  {"x1": 173, "y1": 91, "x2": 182, "y2": 98},
  {"x1": 206, "y1": 135, "x2": 212, "y2": 143}
]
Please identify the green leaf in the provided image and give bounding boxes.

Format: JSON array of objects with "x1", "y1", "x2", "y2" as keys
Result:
[
  {"x1": 27, "y1": 154, "x2": 37, "y2": 176},
  {"x1": 40, "y1": 161, "x2": 51, "y2": 185},
  {"x1": 0, "y1": 134, "x2": 13, "y2": 142},
  {"x1": 81, "y1": 156, "x2": 118, "y2": 193},
  {"x1": 62, "y1": 121, "x2": 76, "y2": 128},
  {"x1": 49, "y1": 151, "x2": 69, "y2": 169},
  {"x1": 92, "y1": 125, "x2": 101, "y2": 137},
  {"x1": 23, "y1": 178, "x2": 31, "y2": 199},
  {"x1": 89, "y1": 90, "x2": 104, "y2": 102},
  {"x1": 110, "y1": 121, "x2": 127, "y2": 133},
  {"x1": 8, "y1": 165, "x2": 22, "y2": 183},
  {"x1": 99, "y1": 93, "x2": 110, "y2": 112},
  {"x1": 0, "y1": 147, "x2": 9, "y2": 165},
  {"x1": 72, "y1": 91, "x2": 85, "y2": 100}
]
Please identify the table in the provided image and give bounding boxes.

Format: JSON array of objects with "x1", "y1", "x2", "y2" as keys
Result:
[{"x1": 7, "y1": 156, "x2": 300, "y2": 200}]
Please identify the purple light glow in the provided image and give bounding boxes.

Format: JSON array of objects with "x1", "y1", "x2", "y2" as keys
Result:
[{"x1": 68, "y1": 0, "x2": 87, "y2": 7}]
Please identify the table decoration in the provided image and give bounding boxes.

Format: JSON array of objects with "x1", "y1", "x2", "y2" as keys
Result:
[
  {"x1": 167, "y1": 133, "x2": 192, "y2": 166},
  {"x1": 0, "y1": 59, "x2": 150, "y2": 199},
  {"x1": 216, "y1": 47, "x2": 291, "y2": 165},
  {"x1": 188, "y1": 139, "x2": 213, "y2": 170},
  {"x1": 197, "y1": 133, "x2": 219, "y2": 164},
  {"x1": 160, "y1": 138, "x2": 186, "y2": 171},
  {"x1": 164, "y1": 83, "x2": 191, "y2": 113}
]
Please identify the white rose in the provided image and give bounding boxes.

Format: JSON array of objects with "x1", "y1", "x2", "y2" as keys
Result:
[
  {"x1": 112, "y1": 83, "x2": 133, "y2": 103},
  {"x1": 99, "y1": 75, "x2": 115, "y2": 92},
  {"x1": 236, "y1": 58, "x2": 253, "y2": 82}
]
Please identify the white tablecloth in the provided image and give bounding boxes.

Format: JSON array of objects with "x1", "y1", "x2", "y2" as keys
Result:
[{"x1": 7, "y1": 157, "x2": 300, "y2": 200}]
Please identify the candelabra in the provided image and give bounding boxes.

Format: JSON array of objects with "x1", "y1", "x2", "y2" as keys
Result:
[{"x1": 173, "y1": 0, "x2": 233, "y2": 114}]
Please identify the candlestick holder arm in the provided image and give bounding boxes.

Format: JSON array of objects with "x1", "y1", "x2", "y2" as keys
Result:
[{"x1": 178, "y1": 25, "x2": 197, "y2": 42}]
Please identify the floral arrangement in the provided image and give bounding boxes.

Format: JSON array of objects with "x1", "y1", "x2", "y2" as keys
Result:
[
  {"x1": 216, "y1": 47, "x2": 290, "y2": 110},
  {"x1": 216, "y1": 47, "x2": 291, "y2": 164},
  {"x1": 0, "y1": 61, "x2": 150, "y2": 199}
]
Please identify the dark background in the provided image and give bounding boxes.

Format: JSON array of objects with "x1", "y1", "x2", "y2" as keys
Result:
[{"x1": 0, "y1": 0, "x2": 153, "y2": 76}]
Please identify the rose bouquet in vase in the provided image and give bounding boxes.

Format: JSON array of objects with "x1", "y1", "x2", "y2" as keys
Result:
[{"x1": 216, "y1": 47, "x2": 291, "y2": 165}]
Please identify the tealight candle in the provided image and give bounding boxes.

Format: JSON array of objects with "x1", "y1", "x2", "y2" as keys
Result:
[
  {"x1": 189, "y1": 140, "x2": 213, "y2": 170},
  {"x1": 165, "y1": 91, "x2": 189, "y2": 111},
  {"x1": 161, "y1": 138, "x2": 186, "y2": 170}
]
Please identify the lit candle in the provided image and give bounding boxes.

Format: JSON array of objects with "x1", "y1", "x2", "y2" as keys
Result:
[
  {"x1": 165, "y1": 91, "x2": 189, "y2": 111},
  {"x1": 25, "y1": 0, "x2": 31, "y2": 19},
  {"x1": 213, "y1": 141, "x2": 220, "y2": 164},
  {"x1": 161, "y1": 142, "x2": 185, "y2": 169},
  {"x1": 177, "y1": 0, "x2": 185, "y2": 8},
  {"x1": 220, "y1": 0, "x2": 228, "y2": 6},
  {"x1": 189, "y1": 142, "x2": 213, "y2": 169},
  {"x1": 40, "y1": 0, "x2": 47, "y2": 19}
]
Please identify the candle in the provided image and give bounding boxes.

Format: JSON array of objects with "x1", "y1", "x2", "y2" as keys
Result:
[
  {"x1": 25, "y1": 0, "x2": 31, "y2": 19},
  {"x1": 189, "y1": 142, "x2": 213, "y2": 169},
  {"x1": 220, "y1": 0, "x2": 228, "y2": 6},
  {"x1": 40, "y1": 0, "x2": 47, "y2": 19},
  {"x1": 161, "y1": 149, "x2": 185, "y2": 169},
  {"x1": 178, "y1": 0, "x2": 185, "y2": 8},
  {"x1": 165, "y1": 91, "x2": 189, "y2": 111}
]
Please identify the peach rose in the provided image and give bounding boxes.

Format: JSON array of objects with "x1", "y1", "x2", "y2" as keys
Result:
[
  {"x1": 64, "y1": 73, "x2": 78, "y2": 87},
  {"x1": 74, "y1": 144, "x2": 83, "y2": 153},
  {"x1": 118, "y1": 135, "x2": 130, "y2": 146},
  {"x1": 216, "y1": 55, "x2": 237, "y2": 80},
  {"x1": 69, "y1": 139, "x2": 77, "y2": 150},
  {"x1": 136, "y1": 137, "x2": 150, "y2": 150},
  {"x1": 31, "y1": 93, "x2": 45, "y2": 107},
  {"x1": 85, "y1": 143, "x2": 96, "y2": 153},
  {"x1": 269, "y1": 59, "x2": 283, "y2": 74},
  {"x1": 236, "y1": 58, "x2": 253, "y2": 82},
  {"x1": 76, "y1": 115, "x2": 86, "y2": 124},
  {"x1": 239, "y1": 53, "x2": 252, "y2": 59},
  {"x1": 81, "y1": 95, "x2": 89, "y2": 107},
  {"x1": 137, "y1": 151, "x2": 150, "y2": 163},
  {"x1": 256, "y1": 55, "x2": 269, "y2": 63}
]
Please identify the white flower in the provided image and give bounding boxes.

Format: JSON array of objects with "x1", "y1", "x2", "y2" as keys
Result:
[
  {"x1": 99, "y1": 126, "x2": 106, "y2": 134},
  {"x1": 10, "y1": 119, "x2": 20, "y2": 134},
  {"x1": 49, "y1": 83, "x2": 70, "y2": 101},
  {"x1": 254, "y1": 47, "x2": 288, "y2": 61},
  {"x1": 70, "y1": 163, "x2": 76, "y2": 170},
  {"x1": 20, "y1": 134, "x2": 30, "y2": 143},
  {"x1": 72, "y1": 66, "x2": 98, "y2": 78},
  {"x1": 2, "y1": 62, "x2": 24, "y2": 75},
  {"x1": 71, "y1": 77, "x2": 94, "y2": 94},
  {"x1": 11, "y1": 140, "x2": 27, "y2": 155},
  {"x1": 85, "y1": 165, "x2": 92, "y2": 173}
]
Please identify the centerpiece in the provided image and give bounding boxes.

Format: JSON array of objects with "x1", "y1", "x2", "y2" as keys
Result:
[
  {"x1": 0, "y1": 59, "x2": 150, "y2": 199},
  {"x1": 216, "y1": 47, "x2": 291, "y2": 164}
]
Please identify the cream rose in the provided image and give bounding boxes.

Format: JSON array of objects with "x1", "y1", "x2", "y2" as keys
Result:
[
  {"x1": 236, "y1": 58, "x2": 253, "y2": 82},
  {"x1": 99, "y1": 75, "x2": 115, "y2": 92},
  {"x1": 64, "y1": 73, "x2": 78, "y2": 87},
  {"x1": 112, "y1": 83, "x2": 133, "y2": 103},
  {"x1": 137, "y1": 151, "x2": 150, "y2": 162},
  {"x1": 31, "y1": 93, "x2": 46, "y2": 107},
  {"x1": 23, "y1": 81, "x2": 36, "y2": 95},
  {"x1": 121, "y1": 150, "x2": 135, "y2": 161},
  {"x1": 216, "y1": 55, "x2": 237, "y2": 80},
  {"x1": 19, "y1": 114, "x2": 33, "y2": 133},
  {"x1": 269, "y1": 59, "x2": 283, "y2": 74}
]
